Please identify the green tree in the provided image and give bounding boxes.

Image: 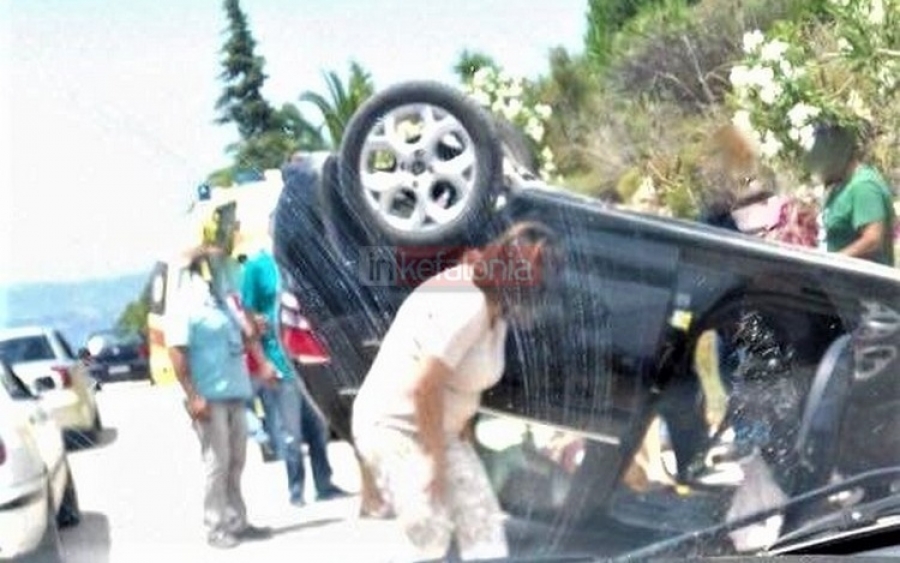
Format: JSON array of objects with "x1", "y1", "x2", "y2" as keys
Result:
[
  {"x1": 584, "y1": 0, "x2": 701, "y2": 68},
  {"x1": 117, "y1": 285, "x2": 151, "y2": 337},
  {"x1": 215, "y1": 0, "x2": 277, "y2": 139},
  {"x1": 298, "y1": 61, "x2": 375, "y2": 147},
  {"x1": 453, "y1": 49, "x2": 500, "y2": 84}
]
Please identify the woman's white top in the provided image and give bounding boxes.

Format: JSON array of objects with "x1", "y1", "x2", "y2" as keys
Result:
[{"x1": 352, "y1": 263, "x2": 509, "y2": 437}]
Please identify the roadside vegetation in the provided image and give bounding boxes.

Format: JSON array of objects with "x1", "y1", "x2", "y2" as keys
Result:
[
  {"x1": 118, "y1": 0, "x2": 900, "y2": 332},
  {"x1": 208, "y1": 0, "x2": 900, "y2": 217}
]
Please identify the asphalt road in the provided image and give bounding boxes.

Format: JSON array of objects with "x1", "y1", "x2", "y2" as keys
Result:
[
  {"x1": 58, "y1": 382, "x2": 407, "y2": 563},
  {"x1": 56, "y1": 382, "x2": 676, "y2": 563}
]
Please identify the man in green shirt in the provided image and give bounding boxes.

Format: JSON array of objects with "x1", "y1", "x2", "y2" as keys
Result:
[
  {"x1": 241, "y1": 214, "x2": 348, "y2": 506},
  {"x1": 807, "y1": 124, "x2": 896, "y2": 267}
]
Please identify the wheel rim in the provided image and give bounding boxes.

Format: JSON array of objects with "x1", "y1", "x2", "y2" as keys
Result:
[{"x1": 358, "y1": 103, "x2": 479, "y2": 233}]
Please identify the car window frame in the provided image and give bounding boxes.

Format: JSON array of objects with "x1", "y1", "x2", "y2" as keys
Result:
[{"x1": 0, "y1": 361, "x2": 34, "y2": 400}]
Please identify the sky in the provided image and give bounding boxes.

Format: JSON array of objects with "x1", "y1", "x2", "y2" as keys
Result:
[{"x1": 1, "y1": 0, "x2": 587, "y2": 285}]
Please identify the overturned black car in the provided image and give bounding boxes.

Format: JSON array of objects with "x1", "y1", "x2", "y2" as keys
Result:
[{"x1": 271, "y1": 81, "x2": 900, "y2": 559}]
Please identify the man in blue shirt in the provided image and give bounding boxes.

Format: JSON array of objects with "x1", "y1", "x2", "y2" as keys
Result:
[
  {"x1": 241, "y1": 214, "x2": 349, "y2": 507},
  {"x1": 167, "y1": 248, "x2": 273, "y2": 549}
]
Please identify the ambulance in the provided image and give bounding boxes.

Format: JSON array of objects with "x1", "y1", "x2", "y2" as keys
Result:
[{"x1": 145, "y1": 170, "x2": 285, "y2": 385}]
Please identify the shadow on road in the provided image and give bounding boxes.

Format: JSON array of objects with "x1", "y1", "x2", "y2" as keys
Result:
[
  {"x1": 271, "y1": 517, "x2": 345, "y2": 537},
  {"x1": 60, "y1": 512, "x2": 111, "y2": 563},
  {"x1": 65, "y1": 428, "x2": 119, "y2": 452}
]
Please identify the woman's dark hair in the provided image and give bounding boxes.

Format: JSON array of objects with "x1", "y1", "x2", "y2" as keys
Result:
[{"x1": 463, "y1": 221, "x2": 562, "y2": 313}]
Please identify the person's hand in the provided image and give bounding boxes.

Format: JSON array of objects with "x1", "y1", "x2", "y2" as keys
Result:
[
  {"x1": 425, "y1": 453, "x2": 446, "y2": 504},
  {"x1": 186, "y1": 395, "x2": 210, "y2": 421},
  {"x1": 182, "y1": 243, "x2": 224, "y2": 264},
  {"x1": 253, "y1": 314, "x2": 269, "y2": 336},
  {"x1": 259, "y1": 362, "x2": 280, "y2": 387}
]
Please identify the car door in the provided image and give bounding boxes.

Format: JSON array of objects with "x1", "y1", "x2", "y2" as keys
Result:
[
  {"x1": 0, "y1": 363, "x2": 65, "y2": 498},
  {"x1": 476, "y1": 194, "x2": 682, "y2": 525}
]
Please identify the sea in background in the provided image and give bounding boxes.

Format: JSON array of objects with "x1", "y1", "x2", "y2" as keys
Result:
[{"x1": 0, "y1": 271, "x2": 150, "y2": 349}]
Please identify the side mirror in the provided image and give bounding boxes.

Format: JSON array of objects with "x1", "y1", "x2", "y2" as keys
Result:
[{"x1": 77, "y1": 348, "x2": 92, "y2": 361}]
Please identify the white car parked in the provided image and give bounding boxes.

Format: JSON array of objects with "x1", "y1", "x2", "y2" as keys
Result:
[
  {"x1": 0, "y1": 327, "x2": 102, "y2": 444},
  {"x1": 0, "y1": 359, "x2": 80, "y2": 562}
]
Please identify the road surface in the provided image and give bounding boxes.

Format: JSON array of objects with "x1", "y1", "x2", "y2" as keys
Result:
[
  {"x1": 57, "y1": 381, "x2": 668, "y2": 563},
  {"x1": 59, "y1": 382, "x2": 407, "y2": 563}
]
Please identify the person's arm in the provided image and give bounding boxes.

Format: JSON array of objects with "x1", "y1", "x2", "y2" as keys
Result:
[
  {"x1": 412, "y1": 292, "x2": 492, "y2": 499},
  {"x1": 238, "y1": 258, "x2": 280, "y2": 384},
  {"x1": 165, "y1": 284, "x2": 209, "y2": 421},
  {"x1": 169, "y1": 345, "x2": 209, "y2": 420},
  {"x1": 412, "y1": 356, "x2": 454, "y2": 463},
  {"x1": 840, "y1": 221, "x2": 885, "y2": 259},
  {"x1": 842, "y1": 180, "x2": 889, "y2": 260}
]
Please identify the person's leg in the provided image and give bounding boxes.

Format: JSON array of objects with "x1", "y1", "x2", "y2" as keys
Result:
[
  {"x1": 224, "y1": 401, "x2": 272, "y2": 539},
  {"x1": 225, "y1": 401, "x2": 248, "y2": 533},
  {"x1": 277, "y1": 381, "x2": 307, "y2": 505},
  {"x1": 356, "y1": 427, "x2": 453, "y2": 562},
  {"x1": 257, "y1": 384, "x2": 282, "y2": 459},
  {"x1": 357, "y1": 448, "x2": 392, "y2": 518},
  {"x1": 296, "y1": 382, "x2": 345, "y2": 499},
  {"x1": 445, "y1": 437, "x2": 508, "y2": 561},
  {"x1": 653, "y1": 374, "x2": 709, "y2": 481},
  {"x1": 193, "y1": 402, "x2": 235, "y2": 546}
]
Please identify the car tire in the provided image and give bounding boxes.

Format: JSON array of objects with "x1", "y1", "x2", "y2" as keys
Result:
[
  {"x1": 56, "y1": 462, "x2": 81, "y2": 528},
  {"x1": 338, "y1": 80, "x2": 503, "y2": 247},
  {"x1": 92, "y1": 409, "x2": 102, "y2": 433},
  {"x1": 317, "y1": 154, "x2": 370, "y2": 267},
  {"x1": 494, "y1": 115, "x2": 539, "y2": 176}
]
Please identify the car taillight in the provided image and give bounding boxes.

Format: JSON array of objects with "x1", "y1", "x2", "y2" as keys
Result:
[
  {"x1": 51, "y1": 366, "x2": 73, "y2": 388},
  {"x1": 279, "y1": 295, "x2": 329, "y2": 363},
  {"x1": 139, "y1": 344, "x2": 149, "y2": 359}
]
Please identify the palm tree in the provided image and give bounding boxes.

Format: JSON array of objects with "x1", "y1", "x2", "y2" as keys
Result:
[{"x1": 298, "y1": 61, "x2": 375, "y2": 148}]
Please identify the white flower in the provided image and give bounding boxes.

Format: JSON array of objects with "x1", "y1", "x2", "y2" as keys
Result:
[
  {"x1": 787, "y1": 103, "x2": 821, "y2": 128},
  {"x1": 469, "y1": 90, "x2": 492, "y2": 107},
  {"x1": 491, "y1": 99, "x2": 505, "y2": 115},
  {"x1": 541, "y1": 146, "x2": 554, "y2": 162},
  {"x1": 472, "y1": 67, "x2": 493, "y2": 89},
  {"x1": 759, "y1": 130, "x2": 782, "y2": 159},
  {"x1": 506, "y1": 80, "x2": 524, "y2": 99},
  {"x1": 798, "y1": 124, "x2": 817, "y2": 151},
  {"x1": 497, "y1": 69, "x2": 514, "y2": 86},
  {"x1": 731, "y1": 110, "x2": 764, "y2": 155},
  {"x1": 760, "y1": 39, "x2": 790, "y2": 62},
  {"x1": 503, "y1": 98, "x2": 524, "y2": 121},
  {"x1": 868, "y1": 0, "x2": 885, "y2": 25},
  {"x1": 778, "y1": 60, "x2": 794, "y2": 78},
  {"x1": 748, "y1": 65, "x2": 776, "y2": 89},
  {"x1": 743, "y1": 30, "x2": 766, "y2": 54},
  {"x1": 758, "y1": 81, "x2": 783, "y2": 105},
  {"x1": 524, "y1": 117, "x2": 545, "y2": 142},
  {"x1": 535, "y1": 103, "x2": 552, "y2": 120},
  {"x1": 731, "y1": 110, "x2": 756, "y2": 137},
  {"x1": 837, "y1": 37, "x2": 853, "y2": 53},
  {"x1": 729, "y1": 64, "x2": 754, "y2": 90}
]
